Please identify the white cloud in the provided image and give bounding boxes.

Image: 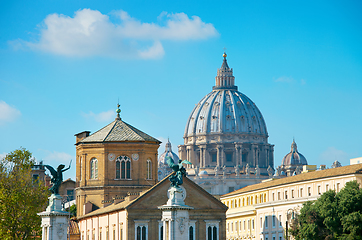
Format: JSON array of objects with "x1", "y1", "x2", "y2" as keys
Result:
[
  {"x1": 43, "y1": 151, "x2": 73, "y2": 163},
  {"x1": 12, "y1": 9, "x2": 218, "y2": 59},
  {"x1": 82, "y1": 110, "x2": 115, "y2": 122},
  {"x1": 0, "y1": 100, "x2": 21, "y2": 125},
  {"x1": 319, "y1": 147, "x2": 349, "y2": 163}
]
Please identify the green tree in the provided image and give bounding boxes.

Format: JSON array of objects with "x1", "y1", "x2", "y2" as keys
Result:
[
  {"x1": 68, "y1": 204, "x2": 77, "y2": 218},
  {"x1": 0, "y1": 148, "x2": 50, "y2": 239},
  {"x1": 290, "y1": 180, "x2": 362, "y2": 240}
]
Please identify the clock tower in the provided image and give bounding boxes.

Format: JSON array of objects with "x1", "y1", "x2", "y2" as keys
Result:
[{"x1": 75, "y1": 105, "x2": 161, "y2": 217}]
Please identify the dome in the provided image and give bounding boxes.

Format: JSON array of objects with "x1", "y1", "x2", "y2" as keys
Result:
[
  {"x1": 199, "y1": 170, "x2": 208, "y2": 176},
  {"x1": 184, "y1": 54, "x2": 268, "y2": 139},
  {"x1": 158, "y1": 139, "x2": 179, "y2": 165},
  {"x1": 282, "y1": 140, "x2": 308, "y2": 166}
]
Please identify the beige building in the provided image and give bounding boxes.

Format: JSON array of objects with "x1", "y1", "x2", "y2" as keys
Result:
[
  {"x1": 78, "y1": 176, "x2": 227, "y2": 240},
  {"x1": 220, "y1": 163, "x2": 362, "y2": 240},
  {"x1": 75, "y1": 107, "x2": 161, "y2": 217}
]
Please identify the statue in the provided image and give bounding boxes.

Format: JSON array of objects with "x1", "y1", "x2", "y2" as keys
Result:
[
  {"x1": 267, "y1": 165, "x2": 274, "y2": 178},
  {"x1": 234, "y1": 165, "x2": 240, "y2": 177},
  {"x1": 166, "y1": 157, "x2": 192, "y2": 187},
  {"x1": 194, "y1": 166, "x2": 199, "y2": 177},
  {"x1": 245, "y1": 163, "x2": 250, "y2": 176},
  {"x1": 255, "y1": 165, "x2": 260, "y2": 177},
  {"x1": 44, "y1": 161, "x2": 71, "y2": 195},
  {"x1": 214, "y1": 166, "x2": 219, "y2": 176},
  {"x1": 222, "y1": 166, "x2": 227, "y2": 177}
]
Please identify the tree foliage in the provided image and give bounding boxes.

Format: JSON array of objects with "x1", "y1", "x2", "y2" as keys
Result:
[
  {"x1": 0, "y1": 148, "x2": 50, "y2": 239},
  {"x1": 290, "y1": 180, "x2": 362, "y2": 240}
]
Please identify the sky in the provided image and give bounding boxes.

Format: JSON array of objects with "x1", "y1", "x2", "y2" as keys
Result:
[{"x1": 1, "y1": 0, "x2": 361, "y2": 180}]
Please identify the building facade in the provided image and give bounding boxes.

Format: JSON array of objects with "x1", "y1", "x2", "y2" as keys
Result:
[
  {"x1": 75, "y1": 107, "x2": 161, "y2": 217},
  {"x1": 220, "y1": 163, "x2": 362, "y2": 240},
  {"x1": 78, "y1": 176, "x2": 228, "y2": 240},
  {"x1": 178, "y1": 53, "x2": 274, "y2": 197}
]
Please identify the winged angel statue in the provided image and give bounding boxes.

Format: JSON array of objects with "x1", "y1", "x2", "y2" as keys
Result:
[
  {"x1": 44, "y1": 160, "x2": 71, "y2": 195},
  {"x1": 166, "y1": 157, "x2": 191, "y2": 187}
]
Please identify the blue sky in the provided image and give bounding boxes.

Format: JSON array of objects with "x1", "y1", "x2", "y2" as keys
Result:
[{"x1": 1, "y1": 0, "x2": 361, "y2": 180}]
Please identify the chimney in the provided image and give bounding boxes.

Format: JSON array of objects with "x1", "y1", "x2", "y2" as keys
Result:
[{"x1": 75, "y1": 131, "x2": 91, "y2": 144}]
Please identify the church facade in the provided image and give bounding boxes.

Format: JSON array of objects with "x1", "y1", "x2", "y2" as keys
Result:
[{"x1": 178, "y1": 53, "x2": 274, "y2": 197}]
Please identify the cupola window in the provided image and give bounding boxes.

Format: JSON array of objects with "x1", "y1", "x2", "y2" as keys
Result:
[
  {"x1": 147, "y1": 159, "x2": 152, "y2": 180},
  {"x1": 116, "y1": 156, "x2": 131, "y2": 180},
  {"x1": 90, "y1": 158, "x2": 98, "y2": 179}
]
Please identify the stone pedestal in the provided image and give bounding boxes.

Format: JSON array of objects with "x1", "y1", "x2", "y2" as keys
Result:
[
  {"x1": 38, "y1": 194, "x2": 69, "y2": 240},
  {"x1": 158, "y1": 186, "x2": 193, "y2": 240}
]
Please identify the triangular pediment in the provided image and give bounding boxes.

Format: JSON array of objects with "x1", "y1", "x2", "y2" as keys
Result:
[{"x1": 127, "y1": 176, "x2": 227, "y2": 211}]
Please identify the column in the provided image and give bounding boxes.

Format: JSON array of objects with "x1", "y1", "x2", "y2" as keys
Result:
[
  {"x1": 239, "y1": 145, "x2": 244, "y2": 166},
  {"x1": 216, "y1": 145, "x2": 222, "y2": 167},
  {"x1": 252, "y1": 144, "x2": 257, "y2": 167},
  {"x1": 199, "y1": 147, "x2": 203, "y2": 168},
  {"x1": 234, "y1": 144, "x2": 240, "y2": 167}
]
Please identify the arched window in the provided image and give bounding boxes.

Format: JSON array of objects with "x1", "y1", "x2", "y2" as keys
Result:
[
  {"x1": 147, "y1": 159, "x2": 152, "y2": 179},
  {"x1": 90, "y1": 158, "x2": 98, "y2": 179},
  {"x1": 116, "y1": 160, "x2": 120, "y2": 179},
  {"x1": 189, "y1": 226, "x2": 194, "y2": 240},
  {"x1": 117, "y1": 156, "x2": 131, "y2": 180}
]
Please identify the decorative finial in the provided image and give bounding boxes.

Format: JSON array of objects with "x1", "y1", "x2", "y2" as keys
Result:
[
  {"x1": 116, "y1": 103, "x2": 121, "y2": 120},
  {"x1": 223, "y1": 47, "x2": 227, "y2": 58}
]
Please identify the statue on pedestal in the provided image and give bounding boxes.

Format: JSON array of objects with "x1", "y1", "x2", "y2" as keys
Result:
[
  {"x1": 44, "y1": 161, "x2": 71, "y2": 195},
  {"x1": 166, "y1": 157, "x2": 191, "y2": 187}
]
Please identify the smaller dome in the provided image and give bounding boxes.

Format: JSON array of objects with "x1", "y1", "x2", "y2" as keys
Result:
[
  {"x1": 158, "y1": 139, "x2": 179, "y2": 165},
  {"x1": 199, "y1": 170, "x2": 208, "y2": 176},
  {"x1": 282, "y1": 139, "x2": 308, "y2": 166}
]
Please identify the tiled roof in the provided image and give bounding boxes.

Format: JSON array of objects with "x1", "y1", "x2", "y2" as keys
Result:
[
  {"x1": 68, "y1": 219, "x2": 80, "y2": 235},
  {"x1": 79, "y1": 119, "x2": 160, "y2": 143},
  {"x1": 222, "y1": 163, "x2": 362, "y2": 197}
]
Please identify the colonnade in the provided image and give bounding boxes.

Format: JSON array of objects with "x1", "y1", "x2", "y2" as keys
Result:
[{"x1": 179, "y1": 143, "x2": 274, "y2": 170}]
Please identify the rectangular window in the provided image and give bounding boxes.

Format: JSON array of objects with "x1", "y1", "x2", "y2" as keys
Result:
[
  {"x1": 291, "y1": 190, "x2": 294, "y2": 198},
  {"x1": 231, "y1": 222, "x2": 233, "y2": 232},
  {"x1": 279, "y1": 215, "x2": 282, "y2": 227},
  {"x1": 308, "y1": 187, "x2": 311, "y2": 196},
  {"x1": 300, "y1": 188, "x2": 303, "y2": 198},
  {"x1": 318, "y1": 186, "x2": 321, "y2": 195},
  {"x1": 285, "y1": 190, "x2": 288, "y2": 199},
  {"x1": 337, "y1": 183, "x2": 340, "y2": 192},
  {"x1": 260, "y1": 217, "x2": 263, "y2": 229},
  {"x1": 135, "y1": 222, "x2": 148, "y2": 240},
  {"x1": 248, "y1": 220, "x2": 250, "y2": 230},
  {"x1": 265, "y1": 216, "x2": 268, "y2": 228},
  {"x1": 278, "y1": 192, "x2": 281, "y2": 200},
  {"x1": 243, "y1": 220, "x2": 246, "y2": 231},
  {"x1": 211, "y1": 153, "x2": 217, "y2": 162},
  {"x1": 272, "y1": 215, "x2": 276, "y2": 227},
  {"x1": 272, "y1": 193, "x2": 275, "y2": 201},
  {"x1": 99, "y1": 228, "x2": 102, "y2": 240},
  {"x1": 226, "y1": 153, "x2": 233, "y2": 162},
  {"x1": 252, "y1": 219, "x2": 254, "y2": 230},
  {"x1": 326, "y1": 184, "x2": 329, "y2": 191}
]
